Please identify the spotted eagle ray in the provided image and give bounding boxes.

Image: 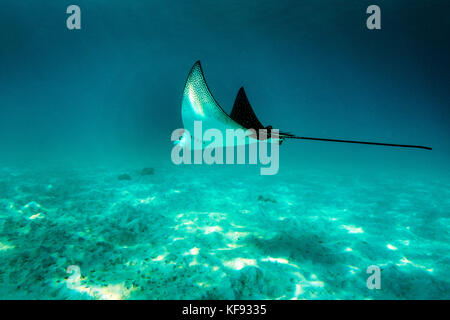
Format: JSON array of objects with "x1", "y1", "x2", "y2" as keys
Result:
[{"x1": 176, "y1": 61, "x2": 431, "y2": 151}]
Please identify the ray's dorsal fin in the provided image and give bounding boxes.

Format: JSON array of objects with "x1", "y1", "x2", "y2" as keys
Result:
[{"x1": 230, "y1": 87, "x2": 265, "y2": 130}]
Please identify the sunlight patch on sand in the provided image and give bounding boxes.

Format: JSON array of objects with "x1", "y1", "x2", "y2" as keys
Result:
[
  {"x1": 225, "y1": 231, "x2": 249, "y2": 241},
  {"x1": 348, "y1": 265, "x2": 360, "y2": 275},
  {"x1": 291, "y1": 284, "x2": 304, "y2": 300},
  {"x1": 223, "y1": 258, "x2": 257, "y2": 270},
  {"x1": 396, "y1": 257, "x2": 433, "y2": 272},
  {"x1": 137, "y1": 196, "x2": 156, "y2": 204},
  {"x1": 216, "y1": 243, "x2": 244, "y2": 251},
  {"x1": 340, "y1": 225, "x2": 364, "y2": 234},
  {"x1": 23, "y1": 201, "x2": 41, "y2": 210},
  {"x1": 29, "y1": 213, "x2": 44, "y2": 220},
  {"x1": 68, "y1": 282, "x2": 132, "y2": 300},
  {"x1": 196, "y1": 281, "x2": 211, "y2": 288},
  {"x1": 0, "y1": 242, "x2": 15, "y2": 251},
  {"x1": 387, "y1": 244, "x2": 398, "y2": 250},
  {"x1": 184, "y1": 247, "x2": 199, "y2": 256},
  {"x1": 204, "y1": 226, "x2": 222, "y2": 234},
  {"x1": 261, "y1": 256, "x2": 299, "y2": 269},
  {"x1": 152, "y1": 254, "x2": 167, "y2": 261}
]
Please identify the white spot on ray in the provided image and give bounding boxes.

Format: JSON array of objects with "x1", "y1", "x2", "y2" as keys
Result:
[{"x1": 188, "y1": 84, "x2": 204, "y2": 116}]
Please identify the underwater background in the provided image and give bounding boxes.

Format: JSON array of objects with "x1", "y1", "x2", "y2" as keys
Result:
[{"x1": 0, "y1": 0, "x2": 449, "y2": 299}]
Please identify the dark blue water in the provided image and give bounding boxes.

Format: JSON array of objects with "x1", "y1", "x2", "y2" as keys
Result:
[{"x1": 0, "y1": 1, "x2": 449, "y2": 299}]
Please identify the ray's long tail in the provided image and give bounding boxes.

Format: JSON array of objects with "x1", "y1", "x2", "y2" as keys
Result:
[{"x1": 279, "y1": 132, "x2": 432, "y2": 150}]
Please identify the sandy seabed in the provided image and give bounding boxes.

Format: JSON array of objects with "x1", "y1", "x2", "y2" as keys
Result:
[{"x1": 0, "y1": 165, "x2": 449, "y2": 299}]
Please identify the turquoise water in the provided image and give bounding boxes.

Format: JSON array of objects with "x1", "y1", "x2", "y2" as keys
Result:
[{"x1": 0, "y1": 1, "x2": 449, "y2": 299}]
